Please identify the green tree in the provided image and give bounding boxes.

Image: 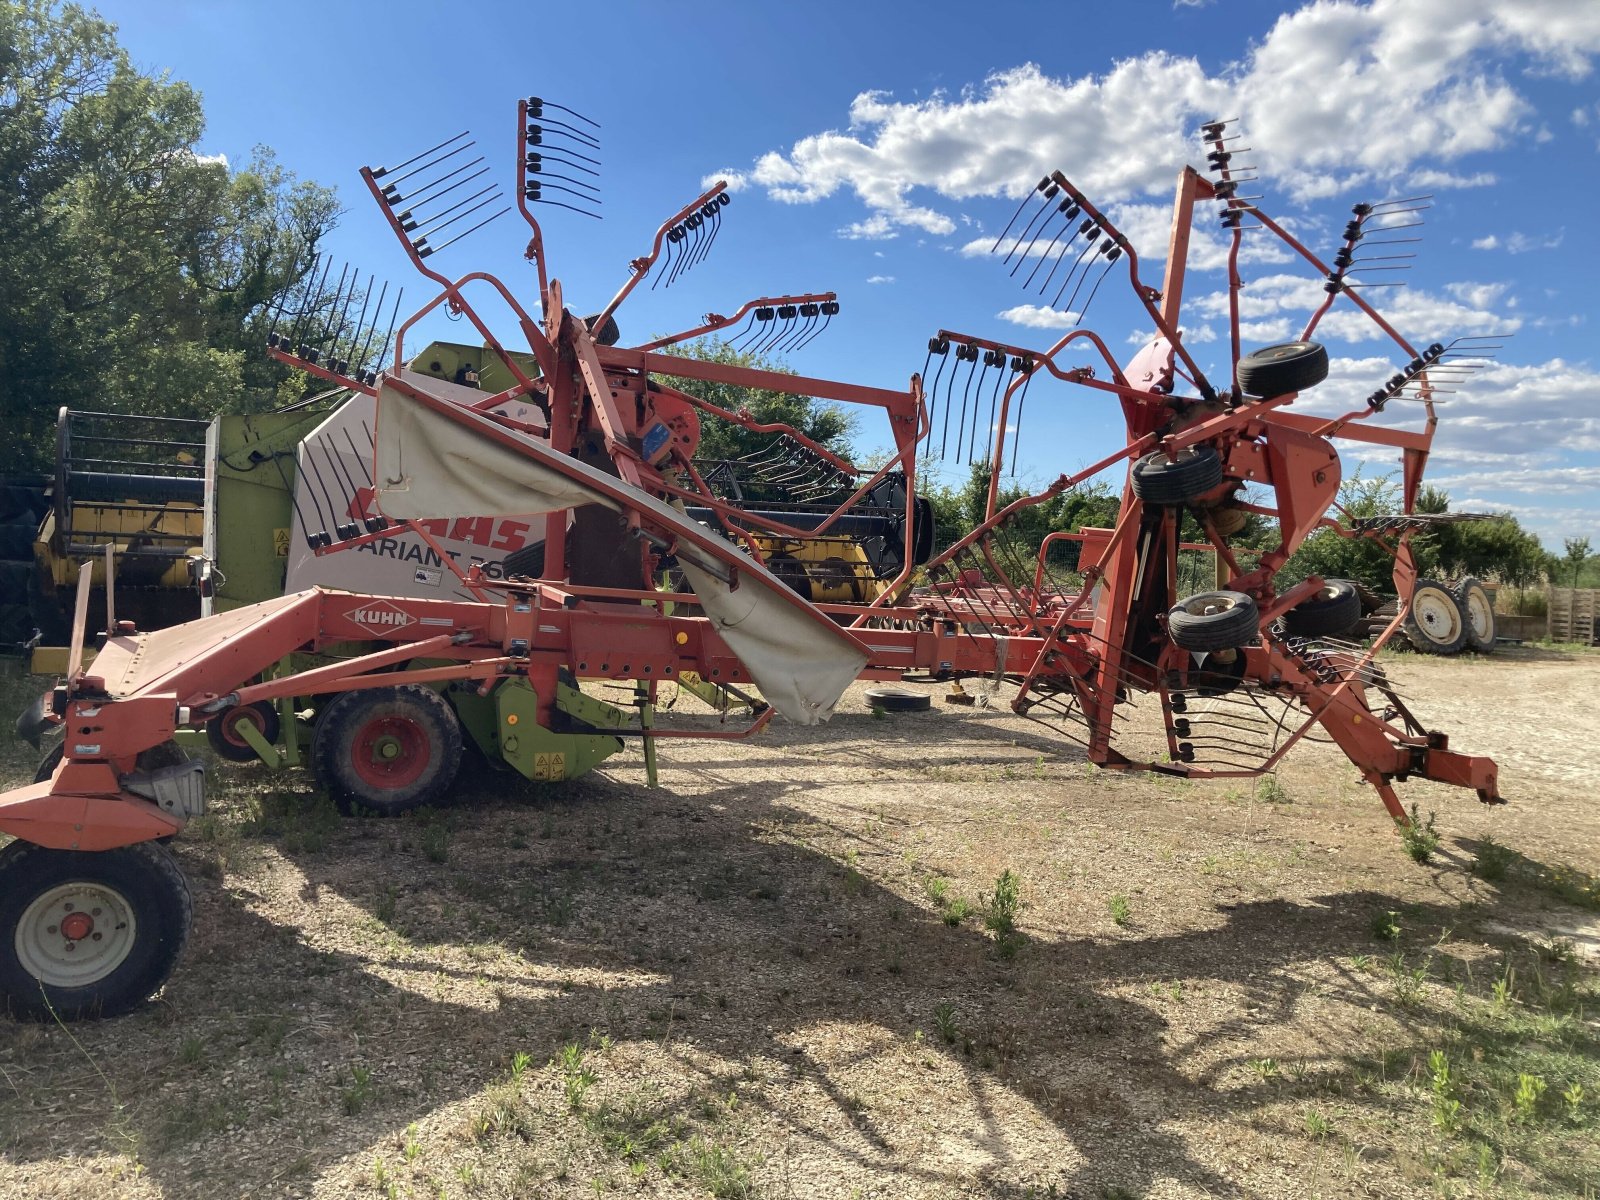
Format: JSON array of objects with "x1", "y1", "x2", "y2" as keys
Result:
[
  {"x1": 662, "y1": 337, "x2": 856, "y2": 467},
  {"x1": 1563, "y1": 536, "x2": 1592, "y2": 590},
  {"x1": 0, "y1": 0, "x2": 339, "y2": 470}
]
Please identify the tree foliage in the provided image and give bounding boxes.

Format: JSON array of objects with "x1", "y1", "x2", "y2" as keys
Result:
[
  {"x1": 0, "y1": 0, "x2": 339, "y2": 471},
  {"x1": 662, "y1": 337, "x2": 856, "y2": 467},
  {"x1": 1278, "y1": 472, "x2": 1552, "y2": 593}
]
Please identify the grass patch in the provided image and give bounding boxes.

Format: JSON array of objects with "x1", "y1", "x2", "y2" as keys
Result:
[
  {"x1": 1398, "y1": 803, "x2": 1440, "y2": 864},
  {"x1": 982, "y1": 869, "x2": 1025, "y2": 959}
]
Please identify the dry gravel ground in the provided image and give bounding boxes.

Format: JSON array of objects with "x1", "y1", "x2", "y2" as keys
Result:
[{"x1": 0, "y1": 646, "x2": 1597, "y2": 1199}]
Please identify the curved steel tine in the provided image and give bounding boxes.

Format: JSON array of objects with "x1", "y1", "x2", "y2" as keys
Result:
[
  {"x1": 314, "y1": 261, "x2": 351, "y2": 349},
  {"x1": 776, "y1": 309, "x2": 814, "y2": 354},
  {"x1": 668, "y1": 220, "x2": 697, "y2": 287},
  {"x1": 990, "y1": 177, "x2": 1050, "y2": 254},
  {"x1": 1008, "y1": 367, "x2": 1034, "y2": 475},
  {"x1": 790, "y1": 307, "x2": 832, "y2": 352},
  {"x1": 426, "y1": 206, "x2": 510, "y2": 256},
  {"x1": 1024, "y1": 202, "x2": 1076, "y2": 289},
  {"x1": 1053, "y1": 226, "x2": 1102, "y2": 310},
  {"x1": 755, "y1": 312, "x2": 793, "y2": 357},
  {"x1": 731, "y1": 309, "x2": 769, "y2": 351},
  {"x1": 341, "y1": 274, "x2": 375, "y2": 368},
  {"x1": 652, "y1": 231, "x2": 676, "y2": 291},
  {"x1": 960, "y1": 355, "x2": 985, "y2": 464},
  {"x1": 1074, "y1": 251, "x2": 1119, "y2": 324},
  {"x1": 953, "y1": 351, "x2": 981, "y2": 463},
  {"x1": 928, "y1": 346, "x2": 954, "y2": 459},
  {"x1": 1010, "y1": 197, "x2": 1066, "y2": 278},
  {"x1": 1001, "y1": 190, "x2": 1056, "y2": 266},
  {"x1": 724, "y1": 309, "x2": 758, "y2": 349},
  {"x1": 980, "y1": 356, "x2": 1010, "y2": 464},
  {"x1": 694, "y1": 204, "x2": 722, "y2": 269},
  {"x1": 289, "y1": 256, "x2": 333, "y2": 347},
  {"x1": 373, "y1": 286, "x2": 404, "y2": 373}
]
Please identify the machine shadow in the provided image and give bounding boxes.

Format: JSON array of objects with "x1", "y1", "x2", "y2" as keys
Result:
[{"x1": 1, "y1": 766, "x2": 1483, "y2": 1198}]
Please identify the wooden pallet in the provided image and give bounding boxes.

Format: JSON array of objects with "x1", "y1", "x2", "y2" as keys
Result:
[{"x1": 1548, "y1": 587, "x2": 1600, "y2": 644}]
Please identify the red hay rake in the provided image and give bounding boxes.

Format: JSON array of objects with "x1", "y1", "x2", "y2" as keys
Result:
[{"x1": 1, "y1": 104, "x2": 1501, "y2": 1019}]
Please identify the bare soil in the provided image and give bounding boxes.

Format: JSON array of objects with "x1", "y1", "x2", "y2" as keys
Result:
[{"x1": 0, "y1": 646, "x2": 1596, "y2": 1199}]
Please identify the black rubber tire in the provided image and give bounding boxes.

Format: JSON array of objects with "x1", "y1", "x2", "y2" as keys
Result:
[
  {"x1": 0, "y1": 560, "x2": 29, "y2": 592},
  {"x1": 0, "y1": 524, "x2": 35, "y2": 559},
  {"x1": 32, "y1": 741, "x2": 63, "y2": 784},
  {"x1": 1236, "y1": 341, "x2": 1329, "y2": 397},
  {"x1": 0, "y1": 603, "x2": 34, "y2": 647},
  {"x1": 0, "y1": 839, "x2": 192, "y2": 1021},
  {"x1": 312, "y1": 685, "x2": 463, "y2": 816},
  {"x1": 205, "y1": 701, "x2": 282, "y2": 763},
  {"x1": 1168, "y1": 590, "x2": 1260, "y2": 652},
  {"x1": 864, "y1": 687, "x2": 932, "y2": 713},
  {"x1": 1282, "y1": 579, "x2": 1362, "y2": 639},
  {"x1": 500, "y1": 540, "x2": 546, "y2": 580},
  {"x1": 1404, "y1": 578, "x2": 1468, "y2": 655},
  {"x1": 1456, "y1": 576, "x2": 1496, "y2": 653},
  {"x1": 1130, "y1": 445, "x2": 1224, "y2": 506}
]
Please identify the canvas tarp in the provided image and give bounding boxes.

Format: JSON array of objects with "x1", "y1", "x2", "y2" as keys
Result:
[{"x1": 372, "y1": 377, "x2": 868, "y2": 724}]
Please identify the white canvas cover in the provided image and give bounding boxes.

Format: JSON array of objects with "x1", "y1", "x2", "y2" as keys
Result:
[
  {"x1": 373, "y1": 378, "x2": 868, "y2": 724},
  {"x1": 285, "y1": 381, "x2": 551, "y2": 602}
]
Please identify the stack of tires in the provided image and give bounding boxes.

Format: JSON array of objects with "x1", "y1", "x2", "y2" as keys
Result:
[
  {"x1": 0, "y1": 481, "x2": 45, "y2": 654},
  {"x1": 1402, "y1": 577, "x2": 1496, "y2": 656}
]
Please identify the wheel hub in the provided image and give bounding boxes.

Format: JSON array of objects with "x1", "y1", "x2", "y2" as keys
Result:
[{"x1": 16, "y1": 882, "x2": 137, "y2": 988}]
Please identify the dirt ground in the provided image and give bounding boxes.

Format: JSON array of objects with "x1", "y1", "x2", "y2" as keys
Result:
[{"x1": 0, "y1": 646, "x2": 1596, "y2": 1199}]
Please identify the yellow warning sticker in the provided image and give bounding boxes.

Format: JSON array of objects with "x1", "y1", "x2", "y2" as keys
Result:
[
  {"x1": 531, "y1": 752, "x2": 566, "y2": 781},
  {"x1": 273, "y1": 527, "x2": 291, "y2": 557}
]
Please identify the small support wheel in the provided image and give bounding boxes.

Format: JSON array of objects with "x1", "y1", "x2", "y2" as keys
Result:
[
  {"x1": 1130, "y1": 445, "x2": 1224, "y2": 506},
  {"x1": 1236, "y1": 341, "x2": 1329, "y2": 397},
  {"x1": 0, "y1": 839, "x2": 192, "y2": 1021},
  {"x1": 1404, "y1": 578, "x2": 1467, "y2": 655},
  {"x1": 1168, "y1": 590, "x2": 1259, "y2": 652},
  {"x1": 206, "y1": 701, "x2": 281, "y2": 763},
  {"x1": 311, "y1": 685, "x2": 463, "y2": 816},
  {"x1": 1282, "y1": 579, "x2": 1362, "y2": 639},
  {"x1": 1456, "y1": 576, "x2": 1496, "y2": 653},
  {"x1": 864, "y1": 687, "x2": 932, "y2": 713}
]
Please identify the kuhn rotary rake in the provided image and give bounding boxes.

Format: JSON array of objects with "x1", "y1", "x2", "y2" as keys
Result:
[{"x1": 2, "y1": 104, "x2": 1502, "y2": 1019}]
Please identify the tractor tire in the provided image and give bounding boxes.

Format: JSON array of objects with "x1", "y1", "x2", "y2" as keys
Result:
[
  {"x1": 1168, "y1": 590, "x2": 1260, "y2": 652},
  {"x1": 0, "y1": 839, "x2": 192, "y2": 1021},
  {"x1": 0, "y1": 524, "x2": 35, "y2": 559},
  {"x1": 0, "y1": 604, "x2": 34, "y2": 649},
  {"x1": 1130, "y1": 445, "x2": 1224, "y2": 506},
  {"x1": 1282, "y1": 579, "x2": 1362, "y2": 639},
  {"x1": 1404, "y1": 578, "x2": 1467, "y2": 655},
  {"x1": 500, "y1": 540, "x2": 546, "y2": 580},
  {"x1": 1237, "y1": 341, "x2": 1329, "y2": 398},
  {"x1": 312, "y1": 685, "x2": 463, "y2": 817},
  {"x1": 864, "y1": 687, "x2": 932, "y2": 713},
  {"x1": 1456, "y1": 576, "x2": 1496, "y2": 653},
  {"x1": 205, "y1": 702, "x2": 282, "y2": 763}
]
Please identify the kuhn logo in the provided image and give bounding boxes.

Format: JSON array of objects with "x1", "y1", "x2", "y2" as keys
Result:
[{"x1": 348, "y1": 602, "x2": 414, "y2": 634}]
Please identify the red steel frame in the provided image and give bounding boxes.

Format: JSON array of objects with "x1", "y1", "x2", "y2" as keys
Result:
[{"x1": 5, "y1": 103, "x2": 1502, "y2": 856}]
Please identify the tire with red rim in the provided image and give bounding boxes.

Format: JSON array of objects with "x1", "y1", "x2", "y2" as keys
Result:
[
  {"x1": 205, "y1": 701, "x2": 281, "y2": 763},
  {"x1": 311, "y1": 685, "x2": 462, "y2": 816}
]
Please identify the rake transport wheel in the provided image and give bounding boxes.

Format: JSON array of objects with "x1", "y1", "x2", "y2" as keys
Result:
[
  {"x1": 312, "y1": 685, "x2": 463, "y2": 816},
  {"x1": 1168, "y1": 590, "x2": 1260, "y2": 652},
  {"x1": 1236, "y1": 341, "x2": 1329, "y2": 398},
  {"x1": 1456, "y1": 576, "x2": 1497, "y2": 653},
  {"x1": 205, "y1": 701, "x2": 282, "y2": 763},
  {"x1": 1282, "y1": 579, "x2": 1362, "y2": 639},
  {"x1": 0, "y1": 840, "x2": 192, "y2": 1021},
  {"x1": 1130, "y1": 445, "x2": 1224, "y2": 506},
  {"x1": 1404, "y1": 578, "x2": 1468, "y2": 655}
]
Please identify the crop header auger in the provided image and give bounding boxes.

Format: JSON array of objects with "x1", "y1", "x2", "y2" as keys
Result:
[{"x1": 2, "y1": 104, "x2": 1502, "y2": 1020}]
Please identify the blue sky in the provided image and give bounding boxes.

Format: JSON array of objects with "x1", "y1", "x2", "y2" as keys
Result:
[{"x1": 98, "y1": 0, "x2": 1599, "y2": 548}]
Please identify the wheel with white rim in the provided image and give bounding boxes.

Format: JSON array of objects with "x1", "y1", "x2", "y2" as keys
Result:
[
  {"x1": 0, "y1": 840, "x2": 192, "y2": 1021},
  {"x1": 1404, "y1": 578, "x2": 1467, "y2": 655},
  {"x1": 1167, "y1": 590, "x2": 1260, "y2": 652},
  {"x1": 1456, "y1": 576, "x2": 1496, "y2": 653}
]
